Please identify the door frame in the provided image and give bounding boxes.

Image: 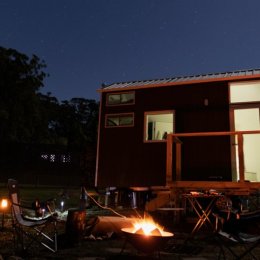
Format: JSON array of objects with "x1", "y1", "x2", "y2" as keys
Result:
[{"x1": 229, "y1": 103, "x2": 260, "y2": 181}]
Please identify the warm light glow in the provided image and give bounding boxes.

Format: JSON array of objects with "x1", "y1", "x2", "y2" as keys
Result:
[
  {"x1": 1, "y1": 199, "x2": 8, "y2": 209},
  {"x1": 131, "y1": 215, "x2": 164, "y2": 236}
]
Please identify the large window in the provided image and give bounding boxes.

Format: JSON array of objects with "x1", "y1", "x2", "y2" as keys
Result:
[
  {"x1": 105, "y1": 113, "x2": 134, "y2": 127},
  {"x1": 144, "y1": 111, "x2": 174, "y2": 142},
  {"x1": 230, "y1": 81, "x2": 260, "y2": 103},
  {"x1": 106, "y1": 92, "x2": 135, "y2": 106}
]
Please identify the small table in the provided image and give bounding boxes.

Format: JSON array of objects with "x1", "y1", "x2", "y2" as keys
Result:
[{"x1": 183, "y1": 193, "x2": 223, "y2": 235}]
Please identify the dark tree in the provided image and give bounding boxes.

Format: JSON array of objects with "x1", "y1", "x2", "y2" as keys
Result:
[
  {"x1": 0, "y1": 47, "x2": 48, "y2": 143},
  {"x1": 0, "y1": 46, "x2": 99, "y2": 185},
  {"x1": 56, "y1": 98, "x2": 99, "y2": 147},
  {"x1": 69, "y1": 98, "x2": 99, "y2": 144}
]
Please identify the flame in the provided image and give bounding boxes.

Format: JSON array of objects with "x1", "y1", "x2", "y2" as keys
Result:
[{"x1": 131, "y1": 214, "x2": 164, "y2": 236}]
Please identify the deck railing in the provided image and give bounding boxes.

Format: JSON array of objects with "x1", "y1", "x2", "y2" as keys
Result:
[{"x1": 166, "y1": 130, "x2": 260, "y2": 185}]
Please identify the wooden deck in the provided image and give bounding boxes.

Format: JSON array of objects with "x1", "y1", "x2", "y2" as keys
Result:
[
  {"x1": 168, "y1": 180, "x2": 260, "y2": 195},
  {"x1": 146, "y1": 181, "x2": 259, "y2": 211},
  {"x1": 166, "y1": 130, "x2": 260, "y2": 184}
]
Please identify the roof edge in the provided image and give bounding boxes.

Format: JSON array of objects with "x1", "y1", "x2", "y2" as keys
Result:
[{"x1": 98, "y1": 70, "x2": 260, "y2": 93}]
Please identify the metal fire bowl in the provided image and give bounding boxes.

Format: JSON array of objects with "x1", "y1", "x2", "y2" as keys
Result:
[{"x1": 121, "y1": 228, "x2": 174, "y2": 254}]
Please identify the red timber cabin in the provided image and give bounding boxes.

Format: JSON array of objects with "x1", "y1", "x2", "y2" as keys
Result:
[{"x1": 95, "y1": 69, "x2": 260, "y2": 193}]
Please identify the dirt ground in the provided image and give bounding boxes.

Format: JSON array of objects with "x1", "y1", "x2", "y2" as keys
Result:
[{"x1": 1, "y1": 207, "x2": 260, "y2": 260}]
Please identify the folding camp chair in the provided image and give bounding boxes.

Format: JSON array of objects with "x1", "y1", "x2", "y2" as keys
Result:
[
  {"x1": 7, "y1": 179, "x2": 58, "y2": 253},
  {"x1": 214, "y1": 208, "x2": 260, "y2": 259}
]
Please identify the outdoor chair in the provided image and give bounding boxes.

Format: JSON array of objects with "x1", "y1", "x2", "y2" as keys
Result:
[
  {"x1": 213, "y1": 206, "x2": 260, "y2": 259},
  {"x1": 7, "y1": 179, "x2": 58, "y2": 253}
]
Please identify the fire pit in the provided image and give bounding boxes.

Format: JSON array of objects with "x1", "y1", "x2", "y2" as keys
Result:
[{"x1": 121, "y1": 216, "x2": 174, "y2": 254}]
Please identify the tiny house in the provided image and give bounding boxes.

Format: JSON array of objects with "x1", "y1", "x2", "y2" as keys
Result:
[{"x1": 95, "y1": 69, "x2": 260, "y2": 189}]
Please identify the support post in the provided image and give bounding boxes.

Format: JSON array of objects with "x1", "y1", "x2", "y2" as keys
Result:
[
  {"x1": 176, "y1": 142, "x2": 182, "y2": 181},
  {"x1": 166, "y1": 134, "x2": 173, "y2": 185},
  {"x1": 237, "y1": 133, "x2": 245, "y2": 182}
]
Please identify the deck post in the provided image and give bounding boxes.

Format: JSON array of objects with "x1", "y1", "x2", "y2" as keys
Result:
[
  {"x1": 237, "y1": 133, "x2": 245, "y2": 182},
  {"x1": 166, "y1": 134, "x2": 173, "y2": 185},
  {"x1": 176, "y1": 142, "x2": 182, "y2": 181}
]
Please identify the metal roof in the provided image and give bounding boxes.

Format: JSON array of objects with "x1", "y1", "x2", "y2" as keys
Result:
[{"x1": 100, "y1": 68, "x2": 260, "y2": 92}]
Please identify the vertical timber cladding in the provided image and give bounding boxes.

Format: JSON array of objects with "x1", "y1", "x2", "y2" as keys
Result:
[
  {"x1": 138, "y1": 81, "x2": 232, "y2": 182},
  {"x1": 97, "y1": 90, "x2": 167, "y2": 188},
  {"x1": 97, "y1": 81, "x2": 232, "y2": 188}
]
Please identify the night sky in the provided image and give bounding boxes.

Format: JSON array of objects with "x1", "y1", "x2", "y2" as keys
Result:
[{"x1": 1, "y1": 0, "x2": 260, "y2": 101}]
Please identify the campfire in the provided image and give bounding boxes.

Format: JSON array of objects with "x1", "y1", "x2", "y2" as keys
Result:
[
  {"x1": 121, "y1": 214, "x2": 173, "y2": 254},
  {"x1": 126, "y1": 214, "x2": 172, "y2": 237}
]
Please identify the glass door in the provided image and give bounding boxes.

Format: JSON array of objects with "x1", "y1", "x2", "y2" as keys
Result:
[{"x1": 232, "y1": 107, "x2": 260, "y2": 181}]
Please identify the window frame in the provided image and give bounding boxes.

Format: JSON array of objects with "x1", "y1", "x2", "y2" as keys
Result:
[
  {"x1": 105, "y1": 113, "x2": 134, "y2": 128},
  {"x1": 144, "y1": 110, "x2": 175, "y2": 143},
  {"x1": 106, "y1": 91, "x2": 135, "y2": 106}
]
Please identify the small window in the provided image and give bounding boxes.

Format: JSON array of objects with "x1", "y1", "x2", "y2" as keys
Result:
[
  {"x1": 107, "y1": 92, "x2": 135, "y2": 106},
  {"x1": 106, "y1": 113, "x2": 134, "y2": 127},
  {"x1": 144, "y1": 111, "x2": 174, "y2": 142}
]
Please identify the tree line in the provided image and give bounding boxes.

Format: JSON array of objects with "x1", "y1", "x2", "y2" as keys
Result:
[
  {"x1": 0, "y1": 46, "x2": 99, "y2": 146},
  {"x1": 0, "y1": 46, "x2": 99, "y2": 184}
]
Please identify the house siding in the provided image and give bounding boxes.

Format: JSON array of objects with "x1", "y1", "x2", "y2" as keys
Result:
[{"x1": 96, "y1": 81, "x2": 231, "y2": 188}]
